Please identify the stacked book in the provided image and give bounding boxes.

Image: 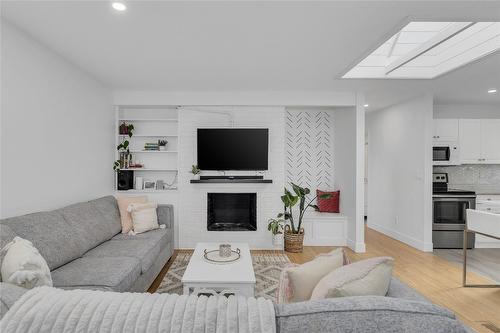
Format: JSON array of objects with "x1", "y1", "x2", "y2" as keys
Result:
[{"x1": 144, "y1": 142, "x2": 159, "y2": 151}]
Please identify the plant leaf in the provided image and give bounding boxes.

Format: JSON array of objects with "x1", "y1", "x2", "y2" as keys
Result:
[{"x1": 310, "y1": 204, "x2": 320, "y2": 211}]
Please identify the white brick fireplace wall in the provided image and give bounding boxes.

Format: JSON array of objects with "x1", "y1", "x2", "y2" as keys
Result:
[{"x1": 177, "y1": 106, "x2": 285, "y2": 249}]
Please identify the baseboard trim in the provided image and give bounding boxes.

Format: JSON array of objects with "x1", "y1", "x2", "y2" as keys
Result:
[
  {"x1": 368, "y1": 222, "x2": 432, "y2": 252},
  {"x1": 347, "y1": 238, "x2": 366, "y2": 253}
]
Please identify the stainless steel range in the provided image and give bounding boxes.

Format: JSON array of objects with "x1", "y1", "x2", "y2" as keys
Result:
[{"x1": 432, "y1": 173, "x2": 476, "y2": 249}]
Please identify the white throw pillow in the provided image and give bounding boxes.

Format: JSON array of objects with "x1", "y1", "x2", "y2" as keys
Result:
[
  {"x1": 310, "y1": 256, "x2": 394, "y2": 300},
  {"x1": 128, "y1": 202, "x2": 159, "y2": 234},
  {"x1": 286, "y1": 248, "x2": 346, "y2": 302},
  {"x1": 0, "y1": 237, "x2": 53, "y2": 289}
]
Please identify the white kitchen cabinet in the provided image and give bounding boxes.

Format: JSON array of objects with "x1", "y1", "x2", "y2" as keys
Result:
[
  {"x1": 433, "y1": 119, "x2": 459, "y2": 142},
  {"x1": 459, "y1": 120, "x2": 482, "y2": 163},
  {"x1": 475, "y1": 195, "x2": 500, "y2": 248},
  {"x1": 459, "y1": 119, "x2": 500, "y2": 164},
  {"x1": 480, "y1": 120, "x2": 500, "y2": 163}
]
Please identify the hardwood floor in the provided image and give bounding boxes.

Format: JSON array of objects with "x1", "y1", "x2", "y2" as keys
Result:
[{"x1": 149, "y1": 227, "x2": 500, "y2": 333}]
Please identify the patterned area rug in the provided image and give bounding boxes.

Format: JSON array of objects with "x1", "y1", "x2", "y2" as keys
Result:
[{"x1": 155, "y1": 252, "x2": 291, "y2": 301}]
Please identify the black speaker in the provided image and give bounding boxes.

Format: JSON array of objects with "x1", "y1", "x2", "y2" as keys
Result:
[{"x1": 117, "y1": 170, "x2": 134, "y2": 190}]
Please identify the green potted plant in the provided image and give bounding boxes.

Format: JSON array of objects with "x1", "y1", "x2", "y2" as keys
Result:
[
  {"x1": 158, "y1": 139, "x2": 168, "y2": 151},
  {"x1": 279, "y1": 183, "x2": 331, "y2": 253},
  {"x1": 190, "y1": 164, "x2": 201, "y2": 180},
  {"x1": 267, "y1": 217, "x2": 284, "y2": 247},
  {"x1": 113, "y1": 124, "x2": 134, "y2": 171}
]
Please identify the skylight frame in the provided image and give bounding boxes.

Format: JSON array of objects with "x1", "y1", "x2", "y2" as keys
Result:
[{"x1": 342, "y1": 21, "x2": 500, "y2": 79}]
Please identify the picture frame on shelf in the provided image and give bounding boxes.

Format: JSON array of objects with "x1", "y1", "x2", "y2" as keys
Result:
[{"x1": 144, "y1": 180, "x2": 156, "y2": 190}]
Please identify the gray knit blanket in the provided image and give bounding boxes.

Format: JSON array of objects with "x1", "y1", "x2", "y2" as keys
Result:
[{"x1": 0, "y1": 287, "x2": 276, "y2": 333}]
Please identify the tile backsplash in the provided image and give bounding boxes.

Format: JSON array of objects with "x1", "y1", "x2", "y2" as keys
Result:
[{"x1": 433, "y1": 164, "x2": 500, "y2": 194}]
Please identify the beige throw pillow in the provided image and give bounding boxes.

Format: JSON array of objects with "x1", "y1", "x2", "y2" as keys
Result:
[
  {"x1": 116, "y1": 196, "x2": 148, "y2": 233},
  {"x1": 310, "y1": 256, "x2": 394, "y2": 300},
  {"x1": 128, "y1": 202, "x2": 159, "y2": 234},
  {"x1": 286, "y1": 248, "x2": 346, "y2": 302},
  {"x1": 0, "y1": 237, "x2": 53, "y2": 289}
]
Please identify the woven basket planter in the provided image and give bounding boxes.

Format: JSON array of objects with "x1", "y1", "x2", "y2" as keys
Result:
[{"x1": 284, "y1": 225, "x2": 305, "y2": 253}]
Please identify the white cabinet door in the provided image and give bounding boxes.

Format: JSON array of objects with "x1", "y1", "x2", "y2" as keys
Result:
[
  {"x1": 433, "y1": 119, "x2": 459, "y2": 142},
  {"x1": 459, "y1": 119, "x2": 482, "y2": 164},
  {"x1": 480, "y1": 119, "x2": 500, "y2": 164}
]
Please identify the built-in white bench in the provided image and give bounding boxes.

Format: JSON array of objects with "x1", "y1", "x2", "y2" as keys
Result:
[{"x1": 302, "y1": 211, "x2": 347, "y2": 246}]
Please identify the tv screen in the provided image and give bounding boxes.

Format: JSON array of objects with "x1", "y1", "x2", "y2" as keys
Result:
[{"x1": 197, "y1": 128, "x2": 269, "y2": 170}]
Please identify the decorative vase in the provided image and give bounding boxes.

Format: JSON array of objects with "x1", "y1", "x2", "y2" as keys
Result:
[
  {"x1": 272, "y1": 234, "x2": 283, "y2": 247},
  {"x1": 284, "y1": 225, "x2": 305, "y2": 253},
  {"x1": 219, "y1": 244, "x2": 231, "y2": 257}
]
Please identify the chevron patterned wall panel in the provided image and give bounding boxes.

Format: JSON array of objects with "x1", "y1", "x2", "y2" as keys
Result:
[{"x1": 285, "y1": 108, "x2": 334, "y2": 191}]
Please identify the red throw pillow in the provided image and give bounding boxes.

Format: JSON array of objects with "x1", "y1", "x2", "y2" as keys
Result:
[{"x1": 316, "y1": 190, "x2": 340, "y2": 213}]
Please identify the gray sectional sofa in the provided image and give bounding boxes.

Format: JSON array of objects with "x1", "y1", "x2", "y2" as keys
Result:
[
  {"x1": 0, "y1": 196, "x2": 471, "y2": 332},
  {"x1": 0, "y1": 196, "x2": 174, "y2": 292}
]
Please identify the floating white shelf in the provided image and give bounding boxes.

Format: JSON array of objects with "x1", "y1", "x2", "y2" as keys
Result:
[
  {"x1": 129, "y1": 150, "x2": 178, "y2": 154},
  {"x1": 119, "y1": 134, "x2": 178, "y2": 137},
  {"x1": 119, "y1": 118, "x2": 178, "y2": 122},
  {"x1": 117, "y1": 189, "x2": 178, "y2": 193}
]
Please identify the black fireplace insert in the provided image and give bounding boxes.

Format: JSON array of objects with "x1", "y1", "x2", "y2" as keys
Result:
[{"x1": 207, "y1": 193, "x2": 257, "y2": 231}]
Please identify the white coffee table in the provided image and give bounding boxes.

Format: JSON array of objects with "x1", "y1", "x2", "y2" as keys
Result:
[{"x1": 182, "y1": 243, "x2": 256, "y2": 297}]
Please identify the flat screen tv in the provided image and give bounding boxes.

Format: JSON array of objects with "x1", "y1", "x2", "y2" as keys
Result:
[{"x1": 197, "y1": 128, "x2": 269, "y2": 170}]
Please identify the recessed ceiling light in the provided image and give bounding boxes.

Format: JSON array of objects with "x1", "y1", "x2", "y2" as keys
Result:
[
  {"x1": 487, "y1": 89, "x2": 497, "y2": 94},
  {"x1": 112, "y1": 2, "x2": 126, "y2": 11},
  {"x1": 364, "y1": 104, "x2": 369, "y2": 108}
]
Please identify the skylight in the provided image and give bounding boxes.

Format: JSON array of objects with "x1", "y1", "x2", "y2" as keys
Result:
[{"x1": 343, "y1": 22, "x2": 500, "y2": 79}]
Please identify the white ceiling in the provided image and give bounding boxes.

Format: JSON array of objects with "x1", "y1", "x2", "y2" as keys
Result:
[{"x1": 1, "y1": 1, "x2": 500, "y2": 110}]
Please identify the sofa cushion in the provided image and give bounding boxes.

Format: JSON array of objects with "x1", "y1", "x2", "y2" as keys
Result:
[
  {"x1": 0, "y1": 282, "x2": 28, "y2": 320},
  {"x1": 57, "y1": 201, "x2": 116, "y2": 253},
  {"x1": 112, "y1": 227, "x2": 172, "y2": 245},
  {"x1": 88, "y1": 196, "x2": 122, "y2": 237},
  {"x1": 83, "y1": 237, "x2": 163, "y2": 273},
  {"x1": 0, "y1": 212, "x2": 87, "y2": 270},
  {"x1": 274, "y1": 296, "x2": 467, "y2": 333},
  {"x1": 51, "y1": 257, "x2": 141, "y2": 292}
]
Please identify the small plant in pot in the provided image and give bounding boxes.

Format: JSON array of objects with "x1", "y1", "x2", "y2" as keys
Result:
[
  {"x1": 158, "y1": 139, "x2": 168, "y2": 151},
  {"x1": 190, "y1": 165, "x2": 201, "y2": 180},
  {"x1": 113, "y1": 124, "x2": 134, "y2": 171},
  {"x1": 279, "y1": 183, "x2": 331, "y2": 253},
  {"x1": 267, "y1": 217, "x2": 284, "y2": 247}
]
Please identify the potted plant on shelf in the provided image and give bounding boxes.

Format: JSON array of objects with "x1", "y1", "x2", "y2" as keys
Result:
[
  {"x1": 190, "y1": 165, "x2": 201, "y2": 180},
  {"x1": 113, "y1": 124, "x2": 134, "y2": 171},
  {"x1": 158, "y1": 139, "x2": 168, "y2": 151},
  {"x1": 278, "y1": 183, "x2": 331, "y2": 253},
  {"x1": 267, "y1": 217, "x2": 284, "y2": 247}
]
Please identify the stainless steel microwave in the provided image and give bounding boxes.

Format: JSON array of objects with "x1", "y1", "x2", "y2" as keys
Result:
[{"x1": 433, "y1": 143, "x2": 460, "y2": 165}]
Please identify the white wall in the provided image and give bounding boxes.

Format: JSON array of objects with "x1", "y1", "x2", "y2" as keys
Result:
[
  {"x1": 334, "y1": 105, "x2": 365, "y2": 252},
  {"x1": 367, "y1": 95, "x2": 433, "y2": 251},
  {"x1": 177, "y1": 106, "x2": 285, "y2": 249},
  {"x1": 1, "y1": 21, "x2": 113, "y2": 218},
  {"x1": 434, "y1": 104, "x2": 500, "y2": 119}
]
